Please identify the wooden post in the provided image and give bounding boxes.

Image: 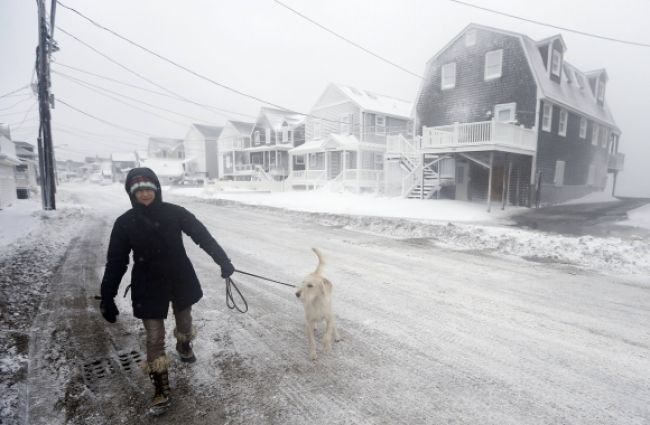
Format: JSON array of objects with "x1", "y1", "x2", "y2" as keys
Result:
[
  {"x1": 502, "y1": 155, "x2": 512, "y2": 210},
  {"x1": 487, "y1": 152, "x2": 493, "y2": 212}
]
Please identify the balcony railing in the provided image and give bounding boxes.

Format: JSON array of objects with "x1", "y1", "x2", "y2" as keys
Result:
[{"x1": 421, "y1": 120, "x2": 537, "y2": 153}]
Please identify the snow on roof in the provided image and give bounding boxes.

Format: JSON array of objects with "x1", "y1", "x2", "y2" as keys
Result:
[
  {"x1": 259, "y1": 107, "x2": 305, "y2": 130},
  {"x1": 289, "y1": 134, "x2": 384, "y2": 155},
  {"x1": 141, "y1": 158, "x2": 185, "y2": 177},
  {"x1": 111, "y1": 152, "x2": 137, "y2": 162},
  {"x1": 192, "y1": 124, "x2": 223, "y2": 139},
  {"x1": 333, "y1": 84, "x2": 412, "y2": 119},
  {"x1": 0, "y1": 123, "x2": 10, "y2": 140},
  {"x1": 230, "y1": 120, "x2": 255, "y2": 136},
  {"x1": 518, "y1": 35, "x2": 618, "y2": 130}
]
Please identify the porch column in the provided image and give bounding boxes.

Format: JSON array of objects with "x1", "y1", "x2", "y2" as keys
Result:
[
  {"x1": 501, "y1": 160, "x2": 512, "y2": 209},
  {"x1": 356, "y1": 149, "x2": 361, "y2": 193},
  {"x1": 420, "y1": 153, "x2": 425, "y2": 199},
  {"x1": 487, "y1": 152, "x2": 494, "y2": 212}
]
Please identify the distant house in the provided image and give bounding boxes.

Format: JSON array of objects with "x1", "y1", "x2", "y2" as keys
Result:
[
  {"x1": 217, "y1": 120, "x2": 255, "y2": 180},
  {"x1": 14, "y1": 141, "x2": 39, "y2": 198},
  {"x1": 135, "y1": 150, "x2": 148, "y2": 166},
  {"x1": 248, "y1": 107, "x2": 306, "y2": 181},
  {"x1": 148, "y1": 137, "x2": 184, "y2": 159},
  {"x1": 184, "y1": 124, "x2": 223, "y2": 179},
  {"x1": 141, "y1": 157, "x2": 185, "y2": 185},
  {"x1": 0, "y1": 124, "x2": 20, "y2": 208},
  {"x1": 409, "y1": 23, "x2": 623, "y2": 206},
  {"x1": 110, "y1": 152, "x2": 137, "y2": 182},
  {"x1": 288, "y1": 83, "x2": 412, "y2": 192}
]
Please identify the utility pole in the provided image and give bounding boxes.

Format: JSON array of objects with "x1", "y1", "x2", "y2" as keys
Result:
[{"x1": 35, "y1": 0, "x2": 56, "y2": 210}]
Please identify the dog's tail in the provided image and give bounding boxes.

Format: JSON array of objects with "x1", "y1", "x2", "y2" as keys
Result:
[{"x1": 312, "y1": 248, "x2": 325, "y2": 275}]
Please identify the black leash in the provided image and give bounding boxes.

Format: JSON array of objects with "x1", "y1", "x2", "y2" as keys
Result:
[
  {"x1": 224, "y1": 270, "x2": 295, "y2": 314},
  {"x1": 234, "y1": 269, "x2": 296, "y2": 288},
  {"x1": 225, "y1": 276, "x2": 248, "y2": 313}
]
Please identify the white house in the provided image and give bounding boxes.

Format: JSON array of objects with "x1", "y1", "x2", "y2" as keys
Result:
[
  {"x1": 287, "y1": 83, "x2": 412, "y2": 193},
  {"x1": 184, "y1": 124, "x2": 223, "y2": 179},
  {"x1": 217, "y1": 120, "x2": 255, "y2": 180},
  {"x1": 147, "y1": 137, "x2": 184, "y2": 159},
  {"x1": 0, "y1": 124, "x2": 21, "y2": 208}
]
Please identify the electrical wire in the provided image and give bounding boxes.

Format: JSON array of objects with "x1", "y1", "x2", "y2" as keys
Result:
[
  {"x1": 450, "y1": 0, "x2": 650, "y2": 48},
  {"x1": 0, "y1": 85, "x2": 30, "y2": 99},
  {"x1": 57, "y1": 98, "x2": 152, "y2": 138},
  {"x1": 0, "y1": 95, "x2": 34, "y2": 111},
  {"x1": 271, "y1": 0, "x2": 423, "y2": 79},
  {"x1": 53, "y1": 62, "x2": 257, "y2": 119}
]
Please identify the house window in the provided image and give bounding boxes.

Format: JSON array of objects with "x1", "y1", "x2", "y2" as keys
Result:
[
  {"x1": 295, "y1": 155, "x2": 304, "y2": 165},
  {"x1": 375, "y1": 115, "x2": 386, "y2": 134},
  {"x1": 542, "y1": 103, "x2": 552, "y2": 132},
  {"x1": 591, "y1": 123, "x2": 599, "y2": 146},
  {"x1": 600, "y1": 126, "x2": 608, "y2": 148},
  {"x1": 313, "y1": 119, "x2": 322, "y2": 139},
  {"x1": 441, "y1": 62, "x2": 456, "y2": 89},
  {"x1": 374, "y1": 153, "x2": 384, "y2": 170},
  {"x1": 281, "y1": 126, "x2": 289, "y2": 143},
  {"x1": 265, "y1": 129, "x2": 271, "y2": 144},
  {"x1": 340, "y1": 113, "x2": 353, "y2": 135},
  {"x1": 465, "y1": 30, "x2": 476, "y2": 47},
  {"x1": 484, "y1": 49, "x2": 503, "y2": 80},
  {"x1": 579, "y1": 117, "x2": 587, "y2": 139},
  {"x1": 494, "y1": 103, "x2": 516, "y2": 123},
  {"x1": 551, "y1": 50, "x2": 562, "y2": 77},
  {"x1": 558, "y1": 109, "x2": 568, "y2": 137},
  {"x1": 254, "y1": 130, "x2": 260, "y2": 145},
  {"x1": 575, "y1": 72, "x2": 584, "y2": 90},
  {"x1": 596, "y1": 80, "x2": 606, "y2": 102},
  {"x1": 554, "y1": 160, "x2": 565, "y2": 186}
]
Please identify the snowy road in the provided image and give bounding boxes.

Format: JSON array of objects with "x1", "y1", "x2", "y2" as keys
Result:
[{"x1": 24, "y1": 185, "x2": 650, "y2": 424}]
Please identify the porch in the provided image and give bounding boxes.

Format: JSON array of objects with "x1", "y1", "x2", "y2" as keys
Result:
[{"x1": 420, "y1": 120, "x2": 537, "y2": 155}]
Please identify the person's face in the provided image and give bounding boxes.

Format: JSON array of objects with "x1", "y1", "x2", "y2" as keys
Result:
[{"x1": 135, "y1": 189, "x2": 156, "y2": 206}]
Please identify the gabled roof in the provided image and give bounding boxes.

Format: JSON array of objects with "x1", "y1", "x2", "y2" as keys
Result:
[
  {"x1": 535, "y1": 34, "x2": 567, "y2": 52},
  {"x1": 584, "y1": 69, "x2": 609, "y2": 82},
  {"x1": 419, "y1": 23, "x2": 618, "y2": 130},
  {"x1": 258, "y1": 107, "x2": 305, "y2": 130},
  {"x1": 229, "y1": 120, "x2": 255, "y2": 136},
  {"x1": 148, "y1": 137, "x2": 184, "y2": 151},
  {"x1": 331, "y1": 83, "x2": 412, "y2": 119},
  {"x1": 192, "y1": 124, "x2": 223, "y2": 139}
]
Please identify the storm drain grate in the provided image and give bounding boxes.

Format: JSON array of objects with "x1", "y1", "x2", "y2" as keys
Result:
[
  {"x1": 116, "y1": 349, "x2": 144, "y2": 372},
  {"x1": 81, "y1": 357, "x2": 116, "y2": 386}
]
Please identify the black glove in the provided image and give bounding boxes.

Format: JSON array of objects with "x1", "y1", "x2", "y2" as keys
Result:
[
  {"x1": 220, "y1": 261, "x2": 235, "y2": 279},
  {"x1": 100, "y1": 298, "x2": 119, "y2": 323}
]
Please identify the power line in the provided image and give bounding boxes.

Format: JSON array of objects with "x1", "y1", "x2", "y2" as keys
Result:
[
  {"x1": 53, "y1": 70, "x2": 220, "y2": 125},
  {"x1": 54, "y1": 71, "x2": 190, "y2": 128},
  {"x1": 271, "y1": 0, "x2": 423, "y2": 79},
  {"x1": 56, "y1": 1, "x2": 304, "y2": 113},
  {"x1": 53, "y1": 62, "x2": 257, "y2": 119},
  {"x1": 13, "y1": 101, "x2": 39, "y2": 132},
  {"x1": 450, "y1": 0, "x2": 650, "y2": 48},
  {"x1": 57, "y1": 98, "x2": 152, "y2": 137},
  {"x1": 56, "y1": 26, "x2": 235, "y2": 122},
  {"x1": 0, "y1": 95, "x2": 34, "y2": 112},
  {"x1": 0, "y1": 85, "x2": 30, "y2": 99}
]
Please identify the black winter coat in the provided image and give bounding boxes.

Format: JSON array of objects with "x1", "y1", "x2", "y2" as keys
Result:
[{"x1": 100, "y1": 169, "x2": 231, "y2": 319}]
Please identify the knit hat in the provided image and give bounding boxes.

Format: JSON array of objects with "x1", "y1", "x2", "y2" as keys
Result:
[{"x1": 128, "y1": 175, "x2": 158, "y2": 194}]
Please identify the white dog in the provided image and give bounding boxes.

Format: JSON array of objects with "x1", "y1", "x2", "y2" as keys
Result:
[{"x1": 295, "y1": 248, "x2": 341, "y2": 360}]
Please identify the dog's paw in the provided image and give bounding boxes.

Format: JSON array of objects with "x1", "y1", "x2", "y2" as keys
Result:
[{"x1": 309, "y1": 351, "x2": 318, "y2": 361}]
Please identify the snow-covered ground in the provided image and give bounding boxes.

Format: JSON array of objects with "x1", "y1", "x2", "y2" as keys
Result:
[{"x1": 1, "y1": 182, "x2": 649, "y2": 424}]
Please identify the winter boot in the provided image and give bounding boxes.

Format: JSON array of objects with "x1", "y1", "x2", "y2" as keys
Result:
[
  {"x1": 144, "y1": 356, "x2": 171, "y2": 416},
  {"x1": 174, "y1": 327, "x2": 197, "y2": 363}
]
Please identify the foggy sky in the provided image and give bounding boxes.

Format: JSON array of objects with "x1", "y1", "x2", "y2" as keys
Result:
[{"x1": 1, "y1": 0, "x2": 648, "y2": 196}]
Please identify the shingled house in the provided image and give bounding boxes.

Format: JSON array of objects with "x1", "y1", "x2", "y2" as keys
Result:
[{"x1": 406, "y1": 23, "x2": 623, "y2": 207}]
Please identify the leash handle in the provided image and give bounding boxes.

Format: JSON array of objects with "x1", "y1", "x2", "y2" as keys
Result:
[
  {"x1": 225, "y1": 277, "x2": 248, "y2": 313},
  {"x1": 235, "y1": 269, "x2": 296, "y2": 288}
]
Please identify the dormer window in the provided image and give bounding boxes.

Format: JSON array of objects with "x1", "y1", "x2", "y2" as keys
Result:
[
  {"x1": 551, "y1": 50, "x2": 562, "y2": 77},
  {"x1": 596, "y1": 80, "x2": 606, "y2": 102},
  {"x1": 465, "y1": 30, "x2": 476, "y2": 47},
  {"x1": 441, "y1": 62, "x2": 456, "y2": 89}
]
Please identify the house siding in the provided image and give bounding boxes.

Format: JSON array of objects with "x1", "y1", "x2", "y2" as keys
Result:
[
  {"x1": 306, "y1": 101, "x2": 360, "y2": 141},
  {"x1": 536, "y1": 101, "x2": 610, "y2": 204},
  {"x1": 416, "y1": 29, "x2": 538, "y2": 130}
]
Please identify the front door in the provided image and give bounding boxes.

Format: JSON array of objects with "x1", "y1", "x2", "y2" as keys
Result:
[
  {"x1": 328, "y1": 151, "x2": 342, "y2": 179},
  {"x1": 455, "y1": 162, "x2": 470, "y2": 200}
]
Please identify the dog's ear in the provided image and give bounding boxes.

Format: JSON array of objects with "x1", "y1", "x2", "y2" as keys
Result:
[
  {"x1": 323, "y1": 278, "x2": 333, "y2": 290},
  {"x1": 318, "y1": 279, "x2": 326, "y2": 295}
]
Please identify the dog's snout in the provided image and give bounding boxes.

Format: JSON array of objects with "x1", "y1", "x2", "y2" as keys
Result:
[{"x1": 295, "y1": 290, "x2": 301, "y2": 298}]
